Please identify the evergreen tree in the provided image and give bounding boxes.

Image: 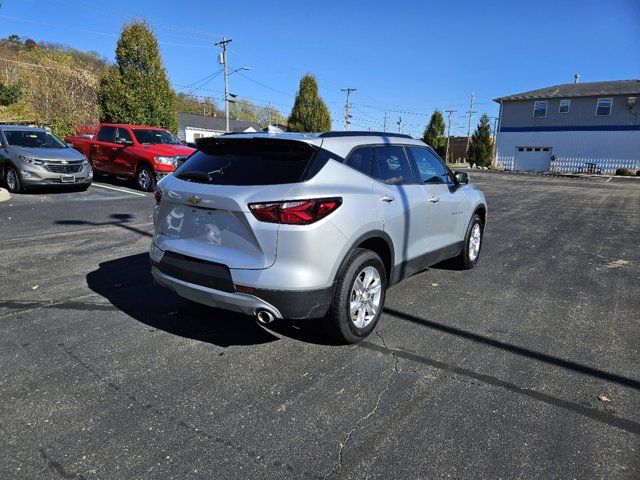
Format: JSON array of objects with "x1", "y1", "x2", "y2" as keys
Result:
[
  {"x1": 0, "y1": 80, "x2": 21, "y2": 106},
  {"x1": 287, "y1": 74, "x2": 331, "y2": 132},
  {"x1": 98, "y1": 22, "x2": 177, "y2": 132},
  {"x1": 467, "y1": 113, "x2": 493, "y2": 167},
  {"x1": 422, "y1": 109, "x2": 446, "y2": 157}
]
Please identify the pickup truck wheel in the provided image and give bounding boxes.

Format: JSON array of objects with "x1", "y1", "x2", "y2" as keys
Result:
[
  {"x1": 327, "y1": 248, "x2": 386, "y2": 344},
  {"x1": 4, "y1": 165, "x2": 23, "y2": 193},
  {"x1": 135, "y1": 165, "x2": 156, "y2": 192},
  {"x1": 452, "y1": 213, "x2": 483, "y2": 270}
]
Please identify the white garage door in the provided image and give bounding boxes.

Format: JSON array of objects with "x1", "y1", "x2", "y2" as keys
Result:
[{"x1": 514, "y1": 147, "x2": 551, "y2": 172}]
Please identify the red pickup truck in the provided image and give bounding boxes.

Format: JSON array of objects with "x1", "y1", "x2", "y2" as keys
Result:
[{"x1": 66, "y1": 123, "x2": 195, "y2": 191}]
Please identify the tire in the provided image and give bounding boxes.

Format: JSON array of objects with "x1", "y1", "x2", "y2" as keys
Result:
[
  {"x1": 327, "y1": 248, "x2": 387, "y2": 344},
  {"x1": 135, "y1": 164, "x2": 156, "y2": 192},
  {"x1": 4, "y1": 165, "x2": 23, "y2": 193},
  {"x1": 452, "y1": 213, "x2": 484, "y2": 270}
]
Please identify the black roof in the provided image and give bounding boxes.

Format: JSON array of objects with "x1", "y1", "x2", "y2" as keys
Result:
[
  {"x1": 178, "y1": 112, "x2": 260, "y2": 132},
  {"x1": 494, "y1": 79, "x2": 640, "y2": 102}
]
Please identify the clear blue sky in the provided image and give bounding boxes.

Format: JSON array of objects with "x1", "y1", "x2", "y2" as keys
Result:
[{"x1": 2, "y1": 0, "x2": 639, "y2": 137}]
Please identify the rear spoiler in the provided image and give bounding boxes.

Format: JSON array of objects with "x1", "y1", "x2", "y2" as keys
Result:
[{"x1": 195, "y1": 135, "x2": 319, "y2": 155}]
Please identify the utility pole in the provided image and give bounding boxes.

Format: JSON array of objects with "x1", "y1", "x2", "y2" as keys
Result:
[
  {"x1": 465, "y1": 92, "x2": 477, "y2": 153},
  {"x1": 397, "y1": 116, "x2": 402, "y2": 133},
  {"x1": 444, "y1": 109, "x2": 457, "y2": 162},
  {"x1": 383, "y1": 112, "x2": 388, "y2": 132},
  {"x1": 490, "y1": 115, "x2": 499, "y2": 167},
  {"x1": 214, "y1": 37, "x2": 232, "y2": 132},
  {"x1": 340, "y1": 88, "x2": 356, "y2": 131}
]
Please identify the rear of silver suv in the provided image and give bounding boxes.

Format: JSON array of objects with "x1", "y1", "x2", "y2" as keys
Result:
[{"x1": 151, "y1": 132, "x2": 487, "y2": 343}]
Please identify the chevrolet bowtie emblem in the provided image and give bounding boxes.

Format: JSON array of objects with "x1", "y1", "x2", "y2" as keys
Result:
[{"x1": 187, "y1": 195, "x2": 201, "y2": 205}]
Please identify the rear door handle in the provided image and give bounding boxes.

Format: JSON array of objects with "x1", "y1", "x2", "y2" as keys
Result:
[
  {"x1": 428, "y1": 196, "x2": 440, "y2": 203},
  {"x1": 380, "y1": 195, "x2": 395, "y2": 203}
]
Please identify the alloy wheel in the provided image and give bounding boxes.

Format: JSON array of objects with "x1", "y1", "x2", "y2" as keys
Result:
[
  {"x1": 468, "y1": 223, "x2": 482, "y2": 262},
  {"x1": 349, "y1": 266, "x2": 382, "y2": 328},
  {"x1": 6, "y1": 168, "x2": 17, "y2": 191},
  {"x1": 137, "y1": 168, "x2": 151, "y2": 190}
]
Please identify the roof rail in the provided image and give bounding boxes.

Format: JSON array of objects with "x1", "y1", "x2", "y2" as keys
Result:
[{"x1": 318, "y1": 131, "x2": 414, "y2": 139}]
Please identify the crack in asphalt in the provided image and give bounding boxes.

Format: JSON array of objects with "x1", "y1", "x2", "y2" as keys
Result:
[
  {"x1": 55, "y1": 342, "x2": 323, "y2": 479},
  {"x1": 325, "y1": 330, "x2": 400, "y2": 479},
  {"x1": 360, "y1": 341, "x2": 640, "y2": 436},
  {"x1": 0, "y1": 278, "x2": 154, "y2": 320},
  {"x1": 0, "y1": 294, "x2": 102, "y2": 320}
]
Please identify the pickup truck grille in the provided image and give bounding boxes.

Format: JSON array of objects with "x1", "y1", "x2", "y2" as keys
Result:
[{"x1": 45, "y1": 163, "x2": 83, "y2": 174}]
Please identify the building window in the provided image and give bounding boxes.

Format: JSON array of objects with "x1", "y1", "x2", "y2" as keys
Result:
[
  {"x1": 559, "y1": 99, "x2": 570, "y2": 114},
  {"x1": 533, "y1": 101, "x2": 547, "y2": 118},
  {"x1": 596, "y1": 98, "x2": 612, "y2": 116}
]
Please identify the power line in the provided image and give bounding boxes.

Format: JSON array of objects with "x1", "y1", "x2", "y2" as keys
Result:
[
  {"x1": 0, "y1": 14, "x2": 214, "y2": 49},
  {"x1": 236, "y1": 72, "x2": 294, "y2": 97}
]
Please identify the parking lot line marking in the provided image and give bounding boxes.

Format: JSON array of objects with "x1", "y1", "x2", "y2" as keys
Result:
[{"x1": 91, "y1": 183, "x2": 147, "y2": 196}]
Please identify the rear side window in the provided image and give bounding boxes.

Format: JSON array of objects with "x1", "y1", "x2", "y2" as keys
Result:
[
  {"x1": 97, "y1": 126, "x2": 116, "y2": 143},
  {"x1": 345, "y1": 147, "x2": 372, "y2": 176},
  {"x1": 372, "y1": 146, "x2": 414, "y2": 185},
  {"x1": 174, "y1": 139, "x2": 317, "y2": 186}
]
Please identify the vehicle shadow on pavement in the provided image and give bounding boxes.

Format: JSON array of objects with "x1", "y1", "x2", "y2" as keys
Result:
[
  {"x1": 86, "y1": 252, "x2": 340, "y2": 347},
  {"x1": 86, "y1": 253, "x2": 279, "y2": 347}
]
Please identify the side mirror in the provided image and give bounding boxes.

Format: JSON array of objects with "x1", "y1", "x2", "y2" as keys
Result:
[
  {"x1": 454, "y1": 171, "x2": 469, "y2": 184},
  {"x1": 115, "y1": 138, "x2": 133, "y2": 146}
]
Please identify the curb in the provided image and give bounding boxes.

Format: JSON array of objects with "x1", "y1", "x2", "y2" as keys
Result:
[{"x1": 0, "y1": 188, "x2": 10, "y2": 202}]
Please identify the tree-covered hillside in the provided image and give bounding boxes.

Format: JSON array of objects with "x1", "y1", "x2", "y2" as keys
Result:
[{"x1": 0, "y1": 34, "x2": 107, "y2": 136}]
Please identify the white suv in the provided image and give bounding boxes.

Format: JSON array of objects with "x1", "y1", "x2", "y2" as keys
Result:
[{"x1": 151, "y1": 132, "x2": 487, "y2": 343}]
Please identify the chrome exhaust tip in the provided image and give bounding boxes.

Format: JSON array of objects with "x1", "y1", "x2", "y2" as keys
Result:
[{"x1": 256, "y1": 310, "x2": 275, "y2": 325}]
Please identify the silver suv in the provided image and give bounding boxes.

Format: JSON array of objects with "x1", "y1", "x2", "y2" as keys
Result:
[
  {"x1": 151, "y1": 132, "x2": 487, "y2": 343},
  {"x1": 0, "y1": 125, "x2": 92, "y2": 193}
]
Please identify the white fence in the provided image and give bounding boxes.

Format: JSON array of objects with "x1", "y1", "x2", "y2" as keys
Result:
[{"x1": 496, "y1": 155, "x2": 639, "y2": 174}]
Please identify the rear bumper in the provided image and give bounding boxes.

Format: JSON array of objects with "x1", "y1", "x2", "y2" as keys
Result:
[
  {"x1": 150, "y1": 249, "x2": 334, "y2": 320},
  {"x1": 152, "y1": 266, "x2": 285, "y2": 319}
]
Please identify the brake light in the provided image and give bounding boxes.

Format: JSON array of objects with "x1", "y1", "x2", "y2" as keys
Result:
[
  {"x1": 249, "y1": 197, "x2": 342, "y2": 225},
  {"x1": 154, "y1": 187, "x2": 162, "y2": 205}
]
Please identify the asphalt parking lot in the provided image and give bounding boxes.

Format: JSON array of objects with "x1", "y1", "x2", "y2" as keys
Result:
[{"x1": 1, "y1": 172, "x2": 639, "y2": 479}]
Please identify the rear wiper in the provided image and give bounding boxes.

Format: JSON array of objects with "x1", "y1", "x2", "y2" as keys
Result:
[{"x1": 176, "y1": 171, "x2": 212, "y2": 183}]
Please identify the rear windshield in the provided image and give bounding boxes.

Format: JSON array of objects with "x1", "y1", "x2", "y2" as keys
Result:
[{"x1": 173, "y1": 139, "x2": 316, "y2": 186}]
